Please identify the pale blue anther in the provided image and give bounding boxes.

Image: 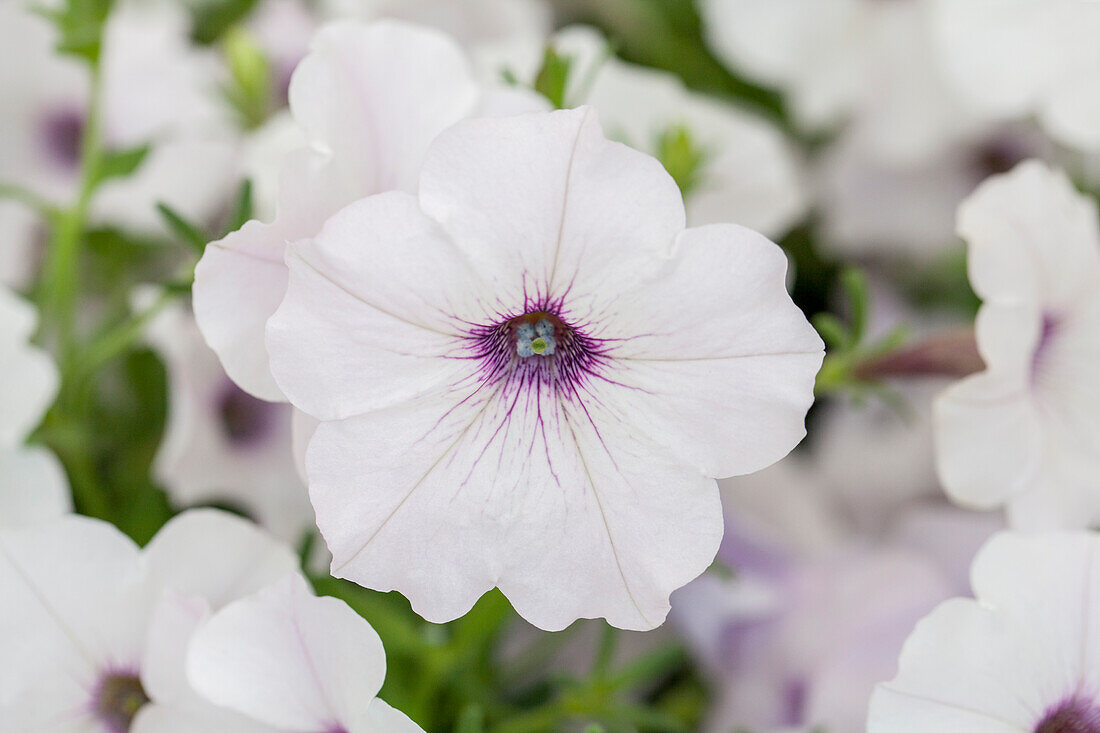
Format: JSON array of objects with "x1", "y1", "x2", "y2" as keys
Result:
[{"x1": 516, "y1": 319, "x2": 556, "y2": 357}]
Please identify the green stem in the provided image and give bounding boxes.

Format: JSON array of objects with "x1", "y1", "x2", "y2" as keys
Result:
[{"x1": 39, "y1": 61, "x2": 105, "y2": 362}]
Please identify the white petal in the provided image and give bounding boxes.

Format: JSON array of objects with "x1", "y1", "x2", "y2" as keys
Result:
[
  {"x1": 934, "y1": 371, "x2": 1043, "y2": 509},
  {"x1": 141, "y1": 592, "x2": 212, "y2": 708},
  {"x1": 0, "y1": 516, "x2": 143, "y2": 703},
  {"x1": 418, "y1": 107, "x2": 686, "y2": 312},
  {"x1": 352, "y1": 698, "x2": 425, "y2": 733},
  {"x1": 0, "y1": 445, "x2": 71, "y2": 527},
  {"x1": 0, "y1": 287, "x2": 58, "y2": 447},
  {"x1": 268, "y1": 191, "x2": 487, "y2": 421},
  {"x1": 289, "y1": 20, "x2": 479, "y2": 193},
  {"x1": 141, "y1": 509, "x2": 299, "y2": 610},
  {"x1": 308, "y1": 382, "x2": 723, "y2": 631},
  {"x1": 957, "y1": 160, "x2": 1100, "y2": 311},
  {"x1": 869, "y1": 531, "x2": 1100, "y2": 732},
  {"x1": 598, "y1": 224, "x2": 823, "y2": 478},
  {"x1": 193, "y1": 149, "x2": 343, "y2": 402},
  {"x1": 133, "y1": 703, "x2": 277, "y2": 733},
  {"x1": 1042, "y1": 72, "x2": 1100, "y2": 152},
  {"x1": 187, "y1": 573, "x2": 389, "y2": 731}
]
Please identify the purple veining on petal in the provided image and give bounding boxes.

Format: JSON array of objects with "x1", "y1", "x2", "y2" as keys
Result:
[
  {"x1": 1032, "y1": 312, "x2": 1061, "y2": 384},
  {"x1": 90, "y1": 668, "x2": 148, "y2": 732},
  {"x1": 39, "y1": 106, "x2": 85, "y2": 172},
  {"x1": 459, "y1": 292, "x2": 619, "y2": 404},
  {"x1": 217, "y1": 379, "x2": 280, "y2": 447},
  {"x1": 1034, "y1": 694, "x2": 1100, "y2": 733}
]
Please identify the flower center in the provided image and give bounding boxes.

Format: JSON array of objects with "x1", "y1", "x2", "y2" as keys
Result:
[
  {"x1": 93, "y1": 672, "x2": 149, "y2": 732},
  {"x1": 516, "y1": 318, "x2": 557, "y2": 357},
  {"x1": 467, "y1": 305, "x2": 609, "y2": 396},
  {"x1": 1035, "y1": 696, "x2": 1100, "y2": 733}
]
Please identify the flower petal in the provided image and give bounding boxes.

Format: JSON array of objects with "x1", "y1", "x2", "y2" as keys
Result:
[
  {"x1": 958, "y1": 160, "x2": 1100, "y2": 311},
  {"x1": 0, "y1": 288, "x2": 58, "y2": 447},
  {"x1": 288, "y1": 20, "x2": 479, "y2": 193},
  {"x1": 0, "y1": 445, "x2": 71, "y2": 527},
  {"x1": 268, "y1": 191, "x2": 487, "y2": 421},
  {"x1": 187, "y1": 573, "x2": 389, "y2": 731},
  {"x1": 308, "y1": 382, "x2": 722, "y2": 631},
  {"x1": 418, "y1": 106, "x2": 686, "y2": 310},
  {"x1": 598, "y1": 224, "x2": 823, "y2": 477},
  {"x1": 141, "y1": 509, "x2": 299, "y2": 610}
]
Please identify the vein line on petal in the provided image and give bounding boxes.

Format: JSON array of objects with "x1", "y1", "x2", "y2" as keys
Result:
[
  {"x1": 330, "y1": 380, "x2": 508, "y2": 575},
  {"x1": 295, "y1": 252, "x2": 460, "y2": 338},
  {"x1": 875, "y1": 685, "x2": 1027, "y2": 730},
  {"x1": 546, "y1": 107, "x2": 593, "y2": 294},
  {"x1": 560, "y1": 407, "x2": 651, "y2": 628}
]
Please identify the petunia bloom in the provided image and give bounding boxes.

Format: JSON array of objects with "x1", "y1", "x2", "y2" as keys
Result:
[
  {"x1": 869, "y1": 531, "x2": 1100, "y2": 732},
  {"x1": 266, "y1": 107, "x2": 824, "y2": 631},
  {"x1": 934, "y1": 161, "x2": 1100, "y2": 529},
  {"x1": 193, "y1": 19, "x2": 546, "y2": 401},
  {"x1": 188, "y1": 573, "x2": 422, "y2": 733},
  {"x1": 0, "y1": 510, "x2": 299, "y2": 732}
]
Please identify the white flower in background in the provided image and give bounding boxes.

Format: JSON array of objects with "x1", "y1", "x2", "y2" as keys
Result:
[
  {"x1": 699, "y1": 0, "x2": 978, "y2": 164},
  {"x1": 0, "y1": 287, "x2": 58, "y2": 448},
  {"x1": 0, "y1": 509, "x2": 298, "y2": 732},
  {"x1": 815, "y1": 124, "x2": 1055, "y2": 260},
  {"x1": 869, "y1": 531, "x2": 1100, "y2": 732},
  {"x1": 0, "y1": 446, "x2": 71, "y2": 528},
  {"x1": 188, "y1": 573, "x2": 422, "y2": 733},
  {"x1": 321, "y1": 0, "x2": 551, "y2": 51},
  {"x1": 933, "y1": 0, "x2": 1100, "y2": 152},
  {"x1": 193, "y1": 20, "x2": 547, "y2": 401},
  {"x1": 935, "y1": 161, "x2": 1100, "y2": 529},
  {"x1": 266, "y1": 107, "x2": 823, "y2": 631},
  {"x1": 144, "y1": 297, "x2": 315, "y2": 546},
  {"x1": 679, "y1": 546, "x2": 951, "y2": 733},
  {"x1": 0, "y1": 1, "x2": 239, "y2": 242},
  {"x1": 483, "y1": 26, "x2": 808, "y2": 238}
]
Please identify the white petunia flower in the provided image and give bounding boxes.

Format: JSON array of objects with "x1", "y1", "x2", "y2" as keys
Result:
[
  {"x1": 0, "y1": 0, "x2": 239, "y2": 240},
  {"x1": 934, "y1": 161, "x2": 1100, "y2": 529},
  {"x1": 145, "y1": 296, "x2": 315, "y2": 546},
  {"x1": 483, "y1": 25, "x2": 808, "y2": 238},
  {"x1": 193, "y1": 20, "x2": 547, "y2": 401},
  {"x1": 699, "y1": 0, "x2": 979, "y2": 164},
  {"x1": 266, "y1": 107, "x2": 823, "y2": 631},
  {"x1": 869, "y1": 531, "x2": 1100, "y2": 732},
  {"x1": 0, "y1": 509, "x2": 298, "y2": 732},
  {"x1": 188, "y1": 573, "x2": 423, "y2": 733},
  {"x1": 321, "y1": 0, "x2": 551, "y2": 51},
  {"x1": 933, "y1": 0, "x2": 1100, "y2": 152},
  {"x1": 0, "y1": 286, "x2": 58, "y2": 448},
  {"x1": 0, "y1": 445, "x2": 71, "y2": 528}
]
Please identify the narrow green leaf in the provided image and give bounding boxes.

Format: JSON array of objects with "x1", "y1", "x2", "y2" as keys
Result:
[
  {"x1": 94, "y1": 144, "x2": 151, "y2": 187},
  {"x1": 841, "y1": 267, "x2": 870, "y2": 345},
  {"x1": 534, "y1": 45, "x2": 573, "y2": 109},
  {"x1": 226, "y1": 179, "x2": 254, "y2": 234},
  {"x1": 156, "y1": 203, "x2": 208, "y2": 255},
  {"x1": 812, "y1": 313, "x2": 851, "y2": 352}
]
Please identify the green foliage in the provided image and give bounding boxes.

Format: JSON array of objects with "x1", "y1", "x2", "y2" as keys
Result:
[
  {"x1": 535, "y1": 45, "x2": 575, "y2": 109},
  {"x1": 221, "y1": 27, "x2": 275, "y2": 129},
  {"x1": 655, "y1": 125, "x2": 707, "y2": 197},
  {"x1": 93, "y1": 144, "x2": 151, "y2": 188},
  {"x1": 190, "y1": 0, "x2": 262, "y2": 45},
  {"x1": 41, "y1": 0, "x2": 113, "y2": 62}
]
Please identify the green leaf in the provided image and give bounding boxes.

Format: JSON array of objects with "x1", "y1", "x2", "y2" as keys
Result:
[
  {"x1": 655, "y1": 125, "x2": 706, "y2": 197},
  {"x1": 221, "y1": 27, "x2": 274, "y2": 129},
  {"x1": 156, "y1": 203, "x2": 208, "y2": 255},
  {"x1": 93, "y1": 144, "x2": 151, "y2": 187},
  {"x1": 456, "y1": 706, "x2": 486, "y2": 733},
  {"x1": 226, "y1": 179, "x2": 254, "y2": 234},
  {"x1": 41, "y1": 0, "x2": 114, "y2": 62},
  {"x1": 812, "y1": 313, "x2": 851, "y2": 352},
  {"x1": 190, "y1": 0, "x2": 262, "y2": 45},
  {"x1": 534, "y1": 45, "x2": 573, "y2": 109},
  {"x1": 840, "y1": 267, "x2": 869, "y2": 345}
]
